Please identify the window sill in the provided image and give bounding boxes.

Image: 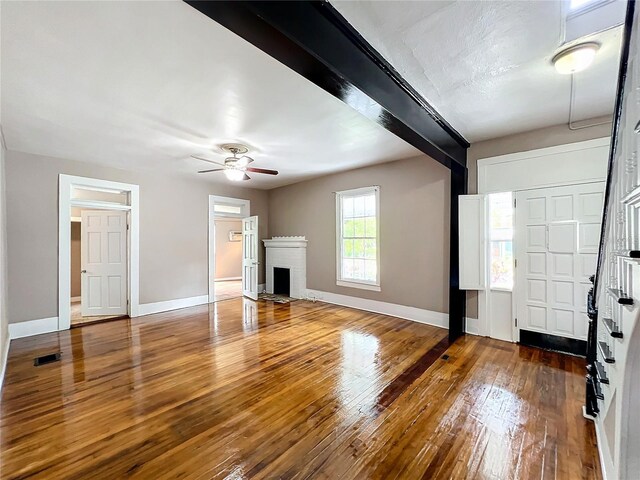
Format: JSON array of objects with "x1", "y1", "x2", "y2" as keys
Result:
[{"x1": 337, "y1": 280, "x2": 381, "y2": 292}]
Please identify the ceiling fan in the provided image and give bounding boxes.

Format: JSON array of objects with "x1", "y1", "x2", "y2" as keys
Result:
[{"x1": 192, "y1": 144, "x2": 278, "y2": 181}]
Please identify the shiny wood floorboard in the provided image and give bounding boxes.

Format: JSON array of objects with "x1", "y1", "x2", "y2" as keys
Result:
[{"x1": 0, "y1": 299, "x2": 601, "y2": 479}]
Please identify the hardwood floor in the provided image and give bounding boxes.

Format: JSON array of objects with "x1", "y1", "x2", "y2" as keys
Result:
[
  {"x1": 0, "y1": 299, "x2": 601, "y2": 479},
  {"x1": 70, "y1": 301, "x2": 128, "y2": 327},
  {"x1": 213, "y1": 279, "x2": 243, "y2": 302}
]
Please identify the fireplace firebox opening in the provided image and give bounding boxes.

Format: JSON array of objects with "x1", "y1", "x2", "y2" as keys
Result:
[{"x1": 273, "y1": 267, "x2": 290, "y2": 297}]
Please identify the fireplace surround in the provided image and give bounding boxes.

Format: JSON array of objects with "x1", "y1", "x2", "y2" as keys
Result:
[{"x1": 263, "y1": 236, "x2": 307, "y2": 299}]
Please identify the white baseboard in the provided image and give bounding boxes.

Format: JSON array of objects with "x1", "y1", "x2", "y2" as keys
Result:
[
  {"x1": 305, "y1": 289, "x2": 448, "y2": 329},
  {"x1": 70, "y1": 296, "x2": 81, "y2": 303},
  {"x1": 465, "y1": 317, "x2": 481, "y2": 335},
  {"x1": 593, "y1": 416, "x2": 611, "y2": 480},
  {"x1": 9, "y1": 316, "x2": 59, "y2": 340},
  {"x1": 0, "y1": 334, "x2": 10, "y2": 393},
  {"x1": 137, "y1": 295, "x2": 209, "y2": 317},
  {"x1": 258, "y1": 283, "x2": 266, "y2": 294},
  {"x1": 215, "y1": 277, "x2": 241, "y2": 282}
]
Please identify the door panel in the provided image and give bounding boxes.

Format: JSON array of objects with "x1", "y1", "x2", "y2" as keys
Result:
[
  {"x1": 242, "y1": 215, "x2": 259, "y2": 300},
  {"x1": 515, "y1": 182, "x2": 605, "y2": 341},
  {"x1": 81, "y1": 210, "x2": 128, "y2": 316}
]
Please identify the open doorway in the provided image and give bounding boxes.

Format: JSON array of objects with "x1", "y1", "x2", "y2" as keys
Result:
[
  {"x1": 70, "y1": 205, "x2": 130, "y2": 327},
  {"x1": 208, "y1": 195, "x2": 254, "y2": 302},
  {"x1": 213, "y1": 218, "x2": 243, "y2": 302},
  {"x1": 59, "y1": 175, "x2": 140, "y2": 331}
]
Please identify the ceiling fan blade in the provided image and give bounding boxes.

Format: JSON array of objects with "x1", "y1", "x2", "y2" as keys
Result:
[
  {"x1": 237, "y1": 155, "x2": 254, "y2": 167},
  {"x1": 246, "y1": 167, "x2": 279, "y2": 175},
  {"x1": 191, "y1": 154, "x2": 226, "y2": 167},
  {"x1": 242, "y1": 173, "x2": 251, "y2": 181},
  {"x1": 197, "y1": 168, "x2": 224, "y2": 173}
]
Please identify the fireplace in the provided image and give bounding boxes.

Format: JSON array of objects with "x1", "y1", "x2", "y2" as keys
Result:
[
  {"x1": 263, "y1": 236, "x2": 307, "y2": 299},
  {"x1": 273, "y1": 267, "x2": 290, "y2": 296}
]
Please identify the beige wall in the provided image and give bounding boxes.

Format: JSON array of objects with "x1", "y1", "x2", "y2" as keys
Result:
[
  {"x1": 269, "y1": 155, "x2": 451, "y2": 314},
  {"x1": 468, "y1": 116, "x2": 613, "y2": 195},
  {"x1": 214, "y1": 219, "x2": 242, "y2": 279},
  {"x1": 70, "y1": 222, "x2": 81, "y2": 298},
  {"x1": 0, "y1": 144, "x2": 9, "y2": 379},
  {"x1": 465, "y1": 116, "x2": 613, "y2": 319},
  {"x1": 5, "y1": 150, "x2": 269, "y2": 324}
]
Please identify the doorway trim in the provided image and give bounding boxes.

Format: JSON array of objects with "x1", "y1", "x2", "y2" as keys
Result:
[
  {"x1": 475, "y1": 137, "x2": 610, "y2": 341},
  {"x1": 58, "y1": 174, "x2": 140, "y2": 330},
  {"x1": 208, "y1": 195, "x2": 250, "y2": 302}
]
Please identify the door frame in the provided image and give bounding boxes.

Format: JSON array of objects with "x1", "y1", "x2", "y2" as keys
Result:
[
  {"x1": 58, "y1": 175, "x2": 140, "y2": 330},
  {"x1": 476, "y1": 137, "x2": 610, "y2": 340},
  {"x1": 208, "y1": 195, "x2": 250, "y2": 303}
]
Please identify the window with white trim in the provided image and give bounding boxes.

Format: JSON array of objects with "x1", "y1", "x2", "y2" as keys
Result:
[
  {"x1": 336, "y1": 186, "x2": 380, "y2": 291},
  {"x1": 488, "y1": 192, "x2": 514, "y2": 290}
]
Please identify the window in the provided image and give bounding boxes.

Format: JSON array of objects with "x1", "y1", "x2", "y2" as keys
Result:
[
  {"x1": 489, "y1": 192, "x2": 513, "y2": 290},
  {"x1": 336, "y1": 186, "x2": 380, "y2": 291},
  {"x1": 213, "y1": 203, "x2": 243, "y2": 215}
]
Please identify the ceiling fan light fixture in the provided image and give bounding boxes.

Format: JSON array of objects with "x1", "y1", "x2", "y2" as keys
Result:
[
  {"x1": 224, "y1": 168, "x2": 245, "y2": 182},
  {"x1": 552, "y1": 42, "x2": 599, "y2": 75}
]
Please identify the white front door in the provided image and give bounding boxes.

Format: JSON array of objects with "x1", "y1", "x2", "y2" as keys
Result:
[
  {"x1": 515, "y1": 182, "x2": 604, "y2": 341},
  {"x1": 81, "y1": 210, "x2": 128, "y2": 316},
  {"x1": 242, "y1": 215, "x2": 259, "y2": 300}
]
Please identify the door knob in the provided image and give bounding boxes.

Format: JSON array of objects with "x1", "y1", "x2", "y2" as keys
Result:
[{"x1": 81, "y1": 270, "x2": 87, "y2": 274}]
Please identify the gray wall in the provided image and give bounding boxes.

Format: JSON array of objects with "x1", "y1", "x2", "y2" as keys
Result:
[
  {"x1": 6, "y1": 150, "x2": 269, "y2": 324},
  {"x1": 465, "y1": 116, "x2": 613, "y2": 318},
  {"x1": 214, "y1": 219, "x2": 242, "y2": 279},
  {"x1": 269, "y1": 155, "x2": 451, "y2": 314},
  {"x1": 0, "y1": 144, "x2": 9, "y2": 375}
]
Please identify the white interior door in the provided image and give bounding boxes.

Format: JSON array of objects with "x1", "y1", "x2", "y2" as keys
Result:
[
  {"x1": 515, "y1": 182, "x2": 604, "y2": 341},
  {"x1": 81, "y1": 210, "x2": 128, "y2": 316},
  {"x1": 242, "y1": 215, "x2": 259, "y2": 300}
]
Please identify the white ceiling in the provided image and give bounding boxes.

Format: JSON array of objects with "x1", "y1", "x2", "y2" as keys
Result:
[
  {"x1": 332, "y1": 0, "x2": 623, "y2": 142},
  {"x1": 0, "y1": 1, "x2": 420, "y2": 189}
]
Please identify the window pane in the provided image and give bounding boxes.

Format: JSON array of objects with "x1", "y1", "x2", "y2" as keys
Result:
[
  {"x1": 492, "y1": 227, "x2": 512, "y2": 241},
  {"x1": 342, "y1": 258, "x2": 354, "y2": 279},
  {"x1": 343, "y1": 219, "x2": 355, "y2": 237},
  {"x1": 353, "y1": 259, "x2": 365, "y2": 280},
  {"x1": 214, "y1": 204, "x2": 242, "y2": 214},
  {"x1": 364, "y1": 260, "x2": 377, "y2": 281},
  {"x1": 353, "y1": 218, "x2": 365, "y2": 237},
  {"x1": 489, "y1": 192, "x2": 513, "y2": 238},
  {"x1": 353, "y1": 239, "x2": 365, "y2": 258},
  {"x1": 365, "y1": 216, "x2": 376, "y2": 237},
  {"x1": 365, "y1": 239, "x2": 376, "y2": 259},
  {"x1": 343, "y1": 197, "x2": 354, "y2": 218},
  {"x1": 490, "y1": 240, "x2": 513, "y2": 289},
  {"x1": 343, "y1": 239, "x2": 354, "y2": 258},
  {"x1": 354, "y1": 196, "x2": 365, "y2": 217},
  {"x1": 365, "y1": 195, "x2": 376, "y2": 216},
  {"x1": 489, "y1": 192, "x2": 514, "y2": 290}
]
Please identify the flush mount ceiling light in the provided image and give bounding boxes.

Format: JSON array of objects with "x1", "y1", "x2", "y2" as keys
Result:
[{"x1": 552, "y1": 42, "x2": 600, "y2": 74}]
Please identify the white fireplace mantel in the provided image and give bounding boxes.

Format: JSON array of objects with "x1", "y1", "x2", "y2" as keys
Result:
[
  {"x1": 263, "y1": 236, "x2": 307, "y2": 299},
  {"x1": 263, "y1": 236, "x2": 308, "y2": 249}
]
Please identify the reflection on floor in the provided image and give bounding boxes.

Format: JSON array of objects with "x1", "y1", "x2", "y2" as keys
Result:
[
  {"x1": 1, "y1": 299, "x2": 601, "y2": 479},
  {"x1": 214, "y1": 279, "x2": 243, "y2": 302},
  {"x1": 70, "y1": 301, "x2": 126, "y2": 326}
]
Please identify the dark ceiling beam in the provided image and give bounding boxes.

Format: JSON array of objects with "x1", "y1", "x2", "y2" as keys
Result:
[
  {"x1": 184, "y1": 0, "x2": 469, "y2": 170},
  {"x1": 185, "y1": 0, "x2": 468, "y2": 341}
]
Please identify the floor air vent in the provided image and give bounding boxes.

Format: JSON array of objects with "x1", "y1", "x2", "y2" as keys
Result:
[{"x1": 33, "y1": 353, "x2": 61, "y2": 366}]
